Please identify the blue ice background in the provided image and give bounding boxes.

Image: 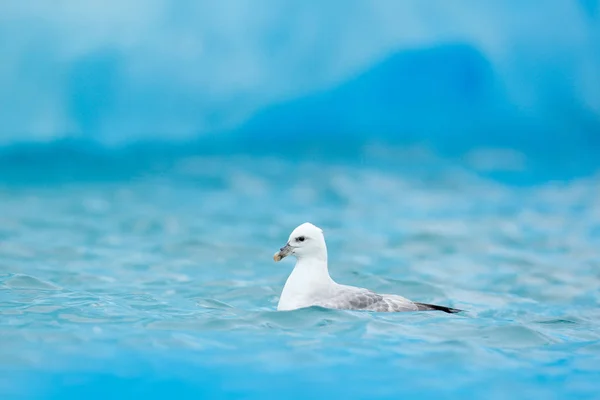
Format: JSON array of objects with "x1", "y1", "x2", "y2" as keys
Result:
[{"x1": 1, "y1": 1, "x2": 599, "y2": 155}]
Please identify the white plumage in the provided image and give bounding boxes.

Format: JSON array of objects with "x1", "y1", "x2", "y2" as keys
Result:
[{"x1": 274, "y1": 222, "x2": 460, "y2": 314}]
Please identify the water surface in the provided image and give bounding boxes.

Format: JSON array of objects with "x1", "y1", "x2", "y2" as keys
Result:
[{"x1": 1, "y1": 149, "x2": 599, "y2": 399}]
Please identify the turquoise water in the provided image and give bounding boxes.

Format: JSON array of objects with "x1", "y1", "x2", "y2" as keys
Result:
[{"x1": 1, "y1": 148, "x2": 600, "y2": 399}]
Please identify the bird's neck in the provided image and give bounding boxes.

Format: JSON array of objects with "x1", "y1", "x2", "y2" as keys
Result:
[
  {"x1": 292, "y1": 255, "x2": 331, "y2": 282},
  {"x1": 278, "y1": 256, "x2": 335, "y2": 311},
  {"x1": 293, "y1": 243, "x2": 330, "y2": 280}
]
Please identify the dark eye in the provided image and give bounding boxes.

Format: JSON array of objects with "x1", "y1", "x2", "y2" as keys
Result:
[{"x1": 297, "y1": 236, "x2": 305, "y2": 242}]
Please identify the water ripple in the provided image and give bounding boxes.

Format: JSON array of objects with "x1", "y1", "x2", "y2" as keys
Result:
[{"x1": 1, "y1": 155, "x2": 599, "y2": 398}]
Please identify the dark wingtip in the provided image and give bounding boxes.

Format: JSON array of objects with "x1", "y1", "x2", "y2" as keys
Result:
[{"x1": 415, "y1": 302, "x2": 463, "y2": 314}]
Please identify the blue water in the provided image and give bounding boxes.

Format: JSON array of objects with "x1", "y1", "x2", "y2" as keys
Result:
[{"x1": 1, "y1": 147, "x2": 599, "y2": 399}]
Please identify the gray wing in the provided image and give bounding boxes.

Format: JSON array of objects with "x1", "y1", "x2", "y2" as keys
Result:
[{"x1": 316, "y1": 286, "x2": 418, "y2": 312}]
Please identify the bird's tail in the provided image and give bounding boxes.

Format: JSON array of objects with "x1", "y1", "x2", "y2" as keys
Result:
[{"x1": 415, "y1": 302, "x2": 462, "y2": 314}]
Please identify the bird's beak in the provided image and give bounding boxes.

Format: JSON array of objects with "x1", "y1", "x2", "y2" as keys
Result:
[{"x1": 273, "y1": 243, "x2": 292, "y2": 262}]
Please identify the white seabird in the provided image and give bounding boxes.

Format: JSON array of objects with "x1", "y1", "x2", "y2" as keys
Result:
[{"x1": 274, "y1": 222, "x2": 461, "y2": 313}]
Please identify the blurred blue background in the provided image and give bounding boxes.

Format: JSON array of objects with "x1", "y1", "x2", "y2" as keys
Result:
[
  {"x1": 1, "y1": 0, "x2": 599, "y2": 155},
  {"x1": 1, "y1": 1, "x2": 600, "y2": 399}
]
